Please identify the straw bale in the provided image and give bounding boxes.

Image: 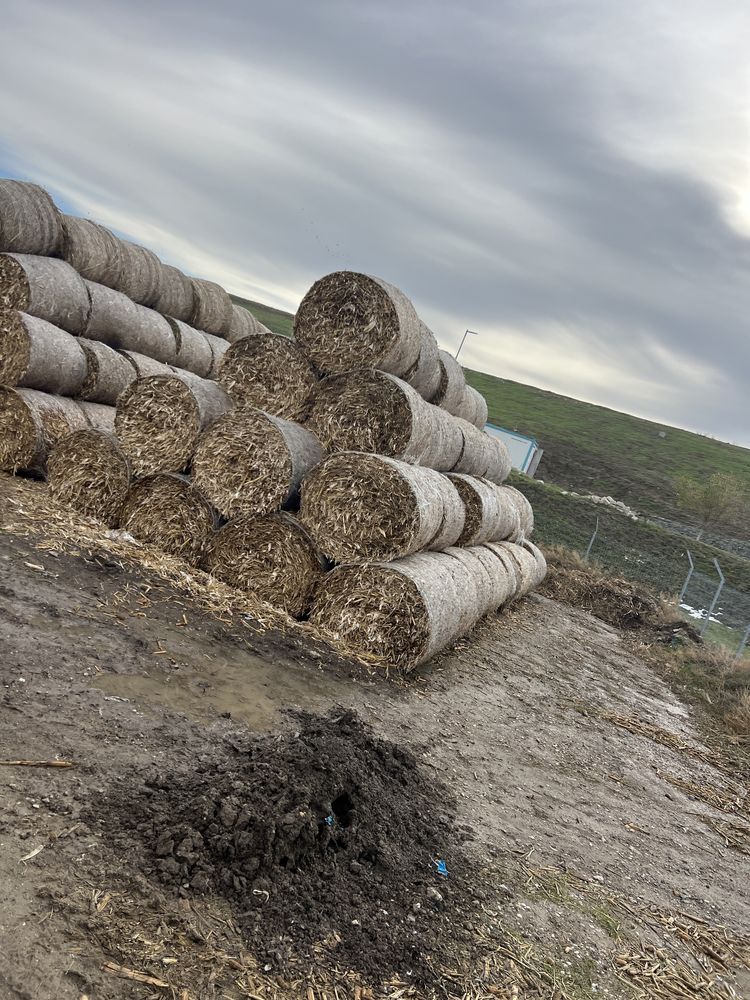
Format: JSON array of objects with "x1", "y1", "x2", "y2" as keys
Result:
[
  {"x1": 47, "y1": 429, "x2": 130, "y2": 525},
  {"x1": 78, "y1": 339, "x2": 136, "y2": 404},
  {"x1": 60, "y1": 216, "x2": 123, "y2": 287},
  {"x1": 78, "y1": 400, "x2": 116, "y2": 434},
  {"x1": 504, "y1": 484, "x2": 535, "y2": 539},
  {"x1": 430, "y1": 349, "x2": 466, "y2": 412},
  {"x1": 115, "y1": 372, "x2": 231, "y2": 475},
  {"x1": 217, "y1": 333, "x2": 318, "y2": 420},
  {"x1": 167, "y1": 318, "x2": 214, "y2": 378},
  {"x1": 207, "y1": 333, "x2": 229, "y2": 376},
  {"x1": 153, "y1": 265, "x2": 195, "y2": 321},
  {"x1": 190, "y1": 278, "x2": 233, "y2": 336},
  {"x1": 0, "y1": 180, "x2": 63, "y2": 255},
  {"x1": 0, "y1": 311, "x2": 87, "y2": 396},
  {"x1": 487, "y1": 541, "x2": 541, "y2": 599},
  {"x1": 83, "y1": 279, "x2": 178, "y2": 363},
  {"x1": 225, "y1": 303, "x2": 271, "y2": 343},
  {"x1": 403, "y1": 322, "x2": 441, "y2": 401},
  {"x1": 523, "y1": 540, "x2": 548, "y2": 585},
  {"x1": 415, "y1": 403, "x2": 464, "y2": 471},
  {"x1": 0, "y1": 253, "x2": 91, "y2": 333},
  {"x1": 448, "y1": 473, "x2": 521, "y2": 546},
  {"x1": 460, "y1": 385, "x2": 488, "y2": 429},
  {"x1": 204, "y1": 512, "x2": 325, "y2": 618},
  {"x1": 192, "y1": 409, "x2": 323, "y2": 519},
  {"x1": 452, "y1": 418, "x2": 512, "y2": 484},
  {"x1": 120, "y1": 473, "x2": 217, "y2": 563},
  {"x1": 300, "y1": 452, "x2": 464, "y2": 563},
  {"x1": 0, "y1": 387, "x2": 88, "y2": 474},
  {"x1": 116, "y1": 239, "x2": 162, "y2": 307},
  {"x1": 119, "y1": 350, "x2": 174, "y2": 379},
  {"x1": 294, "y1": 271, "x2": 422, "y2": 377}
]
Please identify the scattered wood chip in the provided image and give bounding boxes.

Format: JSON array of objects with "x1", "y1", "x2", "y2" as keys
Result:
[
  {"x1": 100, "y1": 961, "x2": 169, "y2": 988},
  {"x1": 23, "y1": 561, "x2": 45, "y2": 571},
  {"x1": 20, "y1": 845, "x2": 45, "y2": 862}
]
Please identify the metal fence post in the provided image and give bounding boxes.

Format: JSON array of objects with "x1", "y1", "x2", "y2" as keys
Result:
[
  {"x1": 584, "y1": 517, "x2": 599, "y2": 563},
  {"x1": 700, "y1": 559, "x2": 725, "y2": 638},
  {"x1": 737, "y1": 624, "x2": 750, "y2": 661},
  {"x1": 678, "y1": 550, "x2": 694, "y2": 605}
]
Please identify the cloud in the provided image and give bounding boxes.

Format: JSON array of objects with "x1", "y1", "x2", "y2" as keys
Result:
[{"x1": 0, "y1": 0, "x2": 748, "y2": 444}]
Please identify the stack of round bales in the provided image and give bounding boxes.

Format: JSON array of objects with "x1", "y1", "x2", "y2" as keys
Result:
[
  {"x1": 48, "y1": 429, "x2": 131, "y2": 526},
  {"x1": 0, "y1": 180, "x2": 63, "y2": 255},
  {"x1": 217, "y1": 333, "x2": 318, "y2": 421}
]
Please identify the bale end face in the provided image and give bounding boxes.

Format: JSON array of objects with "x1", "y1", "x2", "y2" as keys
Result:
[
  {"x1": 0, "y1": 254, "x2": 31, "y2": 311},
  {"x1": 0, "y1": 387, "x2": 87, "y2": 474},
  {"x1": 217, "y1": 333, "x2": 318, "y2": 421},
  {"x1": 115, "y1": 375, "x2": 203, "y2": 476},
  {"x1": 47, "y1": 429, "x2": 130, "y2": 526},
  {"x1": 120, "y1": 474, "x2": 216, "y2": 563}
]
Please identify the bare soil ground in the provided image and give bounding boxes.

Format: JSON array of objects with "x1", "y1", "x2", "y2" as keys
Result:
[{"x1": 1, "y1": 474, "x2": 748, "y2": 1000}]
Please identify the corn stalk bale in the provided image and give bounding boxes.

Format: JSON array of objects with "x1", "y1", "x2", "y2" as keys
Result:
[
  {"x1": 462, "y1": 385, "x2": 488, "y2": 428},
  {"x1": 452, "y1": 418, "x2": 512, "y2": 483},
  {"x1": 415, "y1": 404, "x2": 464, "y2": 471},
  {"x1": 217, "y1": 333, "x2": 318, "y2": 420},
  {"x1": 449, "y1": 474, "x2": 521, "y2": 546},
  {"x1": 226, "y1": 303, "x2": 271, "y2": 343},
  {"x1": 294, "y1": 271, "x2": 423, "y2": 377},
  {"x1": 116, "y1": 240, "x2": 162, "y2": 307},
  {"x1": 192, "y1": 409, "x2": 323, "y2": 519},
  {"x1": 207, "y1": 334, "x2": 229, "y2": 376},
  {"x1": 504, "y1": 484, "x2": 534, "y2": 539},
  {"x1": 430, "y1": 349, "x2": 466, "y2": 412},
  {"x1": 167, "y1": 318, "x2": 213, "y2": 378},
  {"x1": 403, "y1": 322, "x2": 441, "y2": 400},
  {"x1": 0, "y1": 311, "x2": 87, "y2": 396},
  {"x1": 115, "y1": 372, "x2": 231, "y2": 475},
  {"x1": 153, "y1": 265, "x2": 195, "y2": 321},
  {"x1": 120, "y1": 473, "x2": 217, "y2": 563},
  {"x1": 0, "y1": 253, "x2": 91, "y2": 333},
  {"x1": 0, "y1": 387, "x2": 88, "y2": 473},
  {"x1": 204, "y1": 512, "x2": 325, "y2": 617},
  {"x1": 47, "y1": 429, "x2": 130, "y2": 525},
  {"x1": 190, "y1": 278, "x2": 233, "y2": 336},
  {"x1": 60, "y1": 216, "x2": 123, "y2": 287},
  {"x1": 78, "y1": 400, "x2": 116, "y2": 434},
  {"x1": 120, "y1": 350, "x2": 174, "y2": 379},
  {"x1": 310, "y1": 544, "x2": 513, "y2": 668},
  {"x1": 0, "y1": 180, "x2": 63, "y2": 255},
  {"x1": 78, "y1": 339, "x2": 136, "y2": 404},
  {"x1": 487, "y1": 541, "x2": 542, "y2": 599},
  {"x1": 83, "y1": 280, "x2": 178, "y2": 363},
  {"x1": 523, "y1": 540, "x2": 547, "y2": 585}
]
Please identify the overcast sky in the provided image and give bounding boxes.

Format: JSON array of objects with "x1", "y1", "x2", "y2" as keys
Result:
[{"x1": 1, "y1": 0, "x2": 748, "y2": 444}]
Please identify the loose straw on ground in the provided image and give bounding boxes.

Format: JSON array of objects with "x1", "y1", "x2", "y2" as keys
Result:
[
  {"x1": 190, "y1": 278, "x2": 233, "y2": 336},
  {"x1": 192, "y1": 409, "x2": 323, "y2": 519},
  {"x1": 0, "y1": 253, "x2": 91, "y2": 334},
  {"x1": 48, "y1": 429, "x2": 131, "y2": 526},
  {"x1": 115, "y1": 372, "x2": 232, "y2": 476},
  {"x1": 83, "y1": 280, "x2": 178, "y2": 364},
  {"x1": 204, "y1": 513, "x2": 325, "y2": 617},
  {"x1": 60, "y1": 216, "x2": 123, "y2": 288},
  {"x1": 448, "y1": 474, "x2": 521, "y2": 546},
  {"x1": 300, "y1": 452, "x2": 464, "y2": 562},
  {"x1": 0, "y1": 311, "x2": 87, "y2": 396},
  {"x1": 0, "y1": 387, "x2": 89, "y2": 474},
  {"x1": 0, "y1": 180, "x2": 63, "y2": 255},
  {"x1": 120, "y1": 473, "x2": 217, "y2": 563},
  {"x1": 217, "y1": 333, "x2": 318, "y2": 420}
]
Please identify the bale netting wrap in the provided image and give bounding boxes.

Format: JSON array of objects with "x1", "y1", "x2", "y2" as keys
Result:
[
  {"x1": 120, "y1": 473, "x2": 217, "y2": 563},
  {"x1": 404, "y1": 322, "x2": 441, "y2": 401},
  {"x1": 79, "y1": 400, "x2": 116, "y2": 434},
  {"x1": 204, "y1": 513, "x2": 325, "y2": 618},
  {"x1": 217, "y1": 333, "x2": 318, "y2": 420},
  {"x1": 83, "y1": 280, "x2": 178, "y2": 364},
  {"x1": 487, "y1": 541, "x2": 542, "y2": 600},
  {"x1": 116, "y1": 240, "x2": 162, "y2": 307},
  {"x1": 190, "y1": 278, "x2": 233, "y2": 336},
  {"x1": 523, "y1": 540, "x2": 547, "y2": 586},
  {"x1": 0, "y1": 180, "x2": 63, "y2": 255},
  {"x1": 0, "y1": 311, "x2": 87, "y2": 396},
  {"x1": 167, "y1": 318, "x2": 214, "y2": 378},
  {"x1": 452, "y1": 419, "x2": 512, "y2": 484},
  {"x1": 431, "y1": 349, "x2": 466, "y2": 413},
  {"x1": 120, "y1": 350, "x2": 174, "y2": 379},
  {"x1": 47, "y1": 429, "x2": 130, "y2": 526},
  {"x1": 504, "y1": 484, "x2": 534, "y2": 540},
  {"x1": 294, "y1": 271, "x2": 423, "y2": 378},
  {"x1": 0, "y1": 387, "x2": 88, "y2": 474},
  {"x1": 225, "y1": 304, "x2": 271, "y2": 343},
  {"x1": 115, "y1": 372, "x2": 232, "y2": 476},
  {"x1": 0, "y1": 253, "x2": 91, "y2": 334},
  {"x1": 78, "y1": 339, "x2": 136, "y2": 404},
  {"x1": 60, "y1": 217, "x2": 123, "y2": 287},
  {"x1": 310, "y1": 544, "x2": 508, "y2": 668},
  {"x1": 415, "y1": 403, "x2": 464, "y2": 472},
  {"x1": 153, "y1": 265, "x2": 195, "y2": 321},
  {"x1": 300, "y1": 452, "x2": 464, "y2": 563},
  {"x1": 448, "y1": 473, "x2": 520, "y2": 546},
  {"x1": 207, "y1": 334, "x2": 229, "y2": 376},
  {"x1": 456, "y1": 385, "x2": 488, "y2": 429},
  {"x1": 192, "y1": 409, "x2": 323, "y2": 520}
]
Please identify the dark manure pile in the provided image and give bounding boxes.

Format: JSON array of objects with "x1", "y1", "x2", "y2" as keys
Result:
[{"x1": 96, "y1": 709, "x2": 476, "y2": 987}]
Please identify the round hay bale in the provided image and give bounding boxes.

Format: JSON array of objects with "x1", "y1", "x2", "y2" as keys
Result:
[
  {"x1": 487, "y1": 541, "x2": 540, "y2": 600},
  {"x1": 416, "y1": 403, "x2": 464, "y2": 471},
  {"x1": 310, "y1": 545, "x2": 504, "y2": 668},
  {"x1": 0, "y1": 180, "x2": 63, "y2": 255},
  {"x1": 300, "y1": 452, "x2": 464, "y2": 563},
  {"x1": 0, "y1": 311, "x2": 87, "y2": 396},
  {"x1": 448, "y1": 474, "x2": 520, "y2": 546},
  {"x1": 206, "y1": 333, "x2": 229, "y2": 376},
  {"x1": 403, "y1": 322, "x2": 441, "y2": 401},
  {"x1": 190, "y1": 278, "x2": 233, "y2": 336},
  {"x1": 120, "y1": 473, "x2": 216, "y2": 563},
  {"x1": 119, "y1": 350, "x2": 174, "y2": 379},
  {"x1": 294, "y1": 271, "x2": 422, "y2": 377},
  {"x1": 167, "y1": 318, "x2": 214, "y2": 378},
  {"x1": 79, "y1": 400, "x2": 116, "y2": 434},
  {"x1": 116, "y1": 240, "x2": 162, "y2": 307},
  {"x1": 115, "y1": 372, "x2": 231, "y2": 475},
  {"x1": 225, "y1": 303, "x2": 270, "y2": 343},
  {"x1": 0, "y1": 253, "x2": 91, "y2": 333},
  {"x1": 452, "y1": 419, "x2": 511, "y2": 484},
  {"x1": 217, "y1": 333, "x2": 318, "y2": 420},
  {"x1": 522, "y1": 540, "x2": 547, "y2": 586},
  {"x1": 481, "y1": 542, "x2": 522, "y2": 603},
  {"x1": 458, "y1": 385, "x2": 488, "y2": 429},
  {"x1": 204, "y1": 512, "x2": 325, "y2": 618},
  {"x1": 60, "y1": 216, "x2": 123, "y2": 287},
  {"x1": 430, "y1": 349, "x2": 465, "y2": 412},
  {"x1": 192, "y1": 409, "x2": 323, "y2": 520},
  {"x1": 47, "y1": 429, "x2": 130, "y2": 525},
  {"x1": 504, "y1": 485, "x2": 534, "y2": 539},
  {"x1": 83, "y1": 280, "x2": 178, "y2": 363},
  {"x1": 78, "y1": 339, "x2": 137, "y2": 404},
  {"x1": 0, "y1": 387, "x2": 88, "y2": 473},
  {"x1": 153, "y1": 265, "x2": 195, "y2": 321}
]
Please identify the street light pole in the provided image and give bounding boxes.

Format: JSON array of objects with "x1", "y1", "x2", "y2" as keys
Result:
[{"x1": 455, "y1": 328, "x2": 479, "y2": 360}]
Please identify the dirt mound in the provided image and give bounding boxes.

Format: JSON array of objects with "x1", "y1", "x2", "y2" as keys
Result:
[{"x1": 94, "y1": 709, "x2": 476, "y2": 986}]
